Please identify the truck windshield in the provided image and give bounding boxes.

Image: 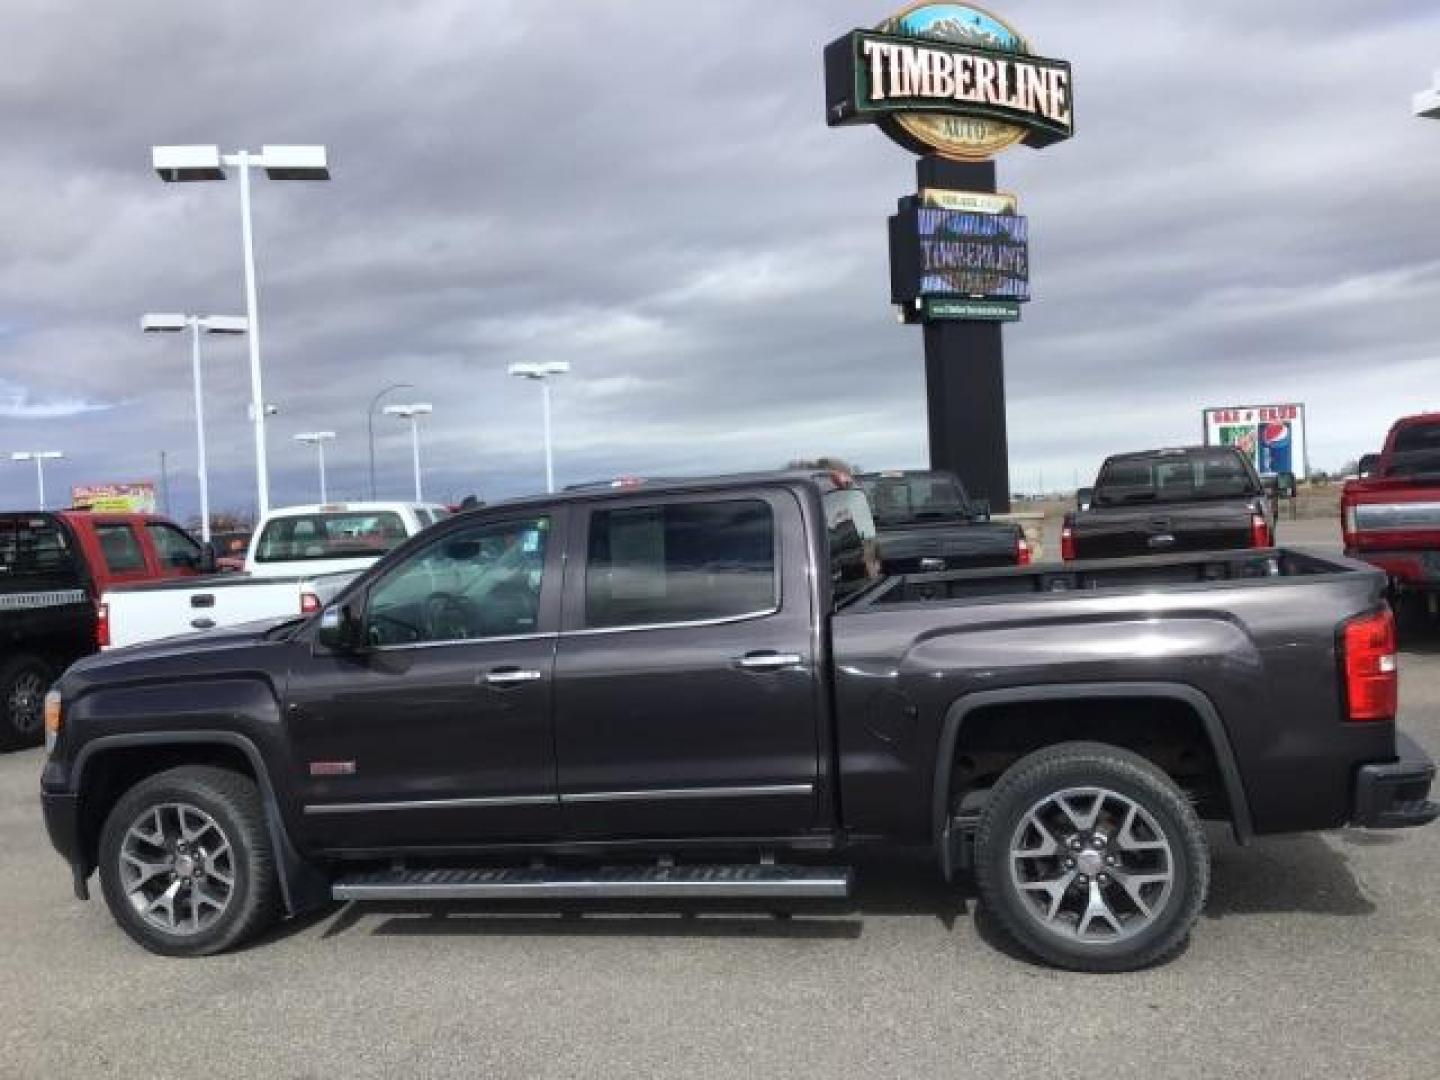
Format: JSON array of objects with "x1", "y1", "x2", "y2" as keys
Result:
[
  {"x1": 857, "y1": 473, "x2": 970, "y2": 525},
  {"x1": 1094, "y1": 451, "x2": 1260, "y2": 506},
  {"x1": 1386, "y1": 421, "x2": 1440, "y2": 479},
  {"x1": 254, "y1": 511, "x2": 408, "y2": 564}
]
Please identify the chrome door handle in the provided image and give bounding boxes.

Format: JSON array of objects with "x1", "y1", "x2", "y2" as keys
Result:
[
  {"x1": 484, "y1": 668, "x2": 543, "y2": 686},
  {"x1": 735, "y1": 652, "x2": 803, "y2": 671}
]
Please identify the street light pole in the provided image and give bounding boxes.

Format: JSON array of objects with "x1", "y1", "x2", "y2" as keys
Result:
[
  {"x1": 236, "y1": 150, "x2": 270, "y2": 515},
  {"x1": 507, "y1": 362, "x2": 570, "y2": 494},
  {"x1": 368, "y1": 382, "x2": 416, "y2": 500},
  {"x1": 294, "y1": 432, "x2": 337, "y2": 503},
  {"x1": 11, "y1": 452, "x2": 63, "y2": 509},
  {"x1": 152, "y1": 144, "x2": 330, "y2": 516},
  {"x1": 382, "y1": 404, "x2": 433, "y2": 501},
  {"x1": 141, "y1": 312, "x2": 246, "y2": 543}
]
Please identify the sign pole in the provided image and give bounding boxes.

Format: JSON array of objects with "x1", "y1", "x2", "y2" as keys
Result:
[{"x1": 916, "y1": 157, "x2": 1011, "y2": 513}]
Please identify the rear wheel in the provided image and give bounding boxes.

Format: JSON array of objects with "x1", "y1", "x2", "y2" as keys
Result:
[
  {"x1": 973, "y1": 742, "x2": 1209, "y2": 972},
  {"x1": 98, "y1": 767, "x2": 280, "y2": 956},
  {"x1": 0, "y1": 655, "x2": 51, "y2": 751}
]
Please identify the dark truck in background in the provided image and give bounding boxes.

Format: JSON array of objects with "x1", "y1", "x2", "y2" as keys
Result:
[
  {"x1": 40, "y1": 471, "x2": 1436, "y2": 972},
  {"x1": 1342, "y1": 413, "x2": 1440, "y2": 613},
  {"x1": 856, "y1": 469, "x2": 1029, "y2": 572},
  {"x1": 0, "y1": 510, "x2": 209, "y2": 749},
  {"x1": 1064, "y1": 446, "x2": 1274, "y2": 561}
]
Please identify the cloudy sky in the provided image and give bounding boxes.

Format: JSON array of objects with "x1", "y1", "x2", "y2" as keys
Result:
[{"x1": 2, "y1": 0, "x2": 1438, "y2": 519}]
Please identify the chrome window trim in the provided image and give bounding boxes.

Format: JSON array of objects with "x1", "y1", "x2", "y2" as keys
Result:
[
  {"x1": 304, "y1": 782, "x2": 813, "y2": 815},
  {"x1": 566, "y1": 605, "x2": 779, "y2": 637},
  {"x1": 369, "y1": 631, "x2": 558, "y2": 652}
]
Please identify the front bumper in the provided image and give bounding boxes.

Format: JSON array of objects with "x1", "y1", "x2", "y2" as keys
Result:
[{"x1": 1352, "y1": 733, "x2": 1439, "y2": 828}]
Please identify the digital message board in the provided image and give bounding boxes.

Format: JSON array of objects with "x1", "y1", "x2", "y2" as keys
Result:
[{"x1": 890, "y1": 205, "x2": 1030, "y2": 308}]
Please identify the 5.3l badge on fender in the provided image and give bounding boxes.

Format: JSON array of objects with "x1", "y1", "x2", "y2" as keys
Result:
[{"x1": 824, "y1": 2, "x2": 1074, "y2": 160}]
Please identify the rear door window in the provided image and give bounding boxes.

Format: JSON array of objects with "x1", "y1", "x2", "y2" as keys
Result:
[
  {"x1": 584, "y1": 500, "x2": 776, "y2": 629},
  {"x1": 95, "y1": 523, "x2": 148, "y2": 574},
  {"x1": 145, "y1": 523, "x2": 202, "y2": 571}
]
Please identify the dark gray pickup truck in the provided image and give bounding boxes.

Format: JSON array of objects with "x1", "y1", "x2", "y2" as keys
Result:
[
  {"x1": 856, "y1": 469, "x2": 1028, "y2": 572},
  {"x1": 1064, "y1": 446, "x2": 1274, "y2": 561},
  {"x1": 40, "y1": 471, "x2": 1436, "y2": 971}
]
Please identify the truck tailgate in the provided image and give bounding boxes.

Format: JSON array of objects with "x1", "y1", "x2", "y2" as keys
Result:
[{"x1": 103, "y1": 577, "x2": 307, "y2": 649}]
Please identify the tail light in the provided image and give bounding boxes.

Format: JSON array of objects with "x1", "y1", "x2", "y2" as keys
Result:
[
  {"x1": 1015, "y1": 532, "x2": 1032, "y2": 567},
  {"x1": 1340, "y1": 607, "x2": 1398, "y2": 722},
  {"x1": 96, "y1": 601, "x2": 110, "y2": 649},
  {"x1": 300, "y1": 591, "x2": 322, "y2": 615},
  {"x1": 1250, "y1": 513, "x2": 1272, "y2": 548},
  {"x1": 1060, "y1": 520, "x2": 1076, "y2": 562},
  {"x1": 1341, "y1": 500, "x2": 1358, "y2": 549}
]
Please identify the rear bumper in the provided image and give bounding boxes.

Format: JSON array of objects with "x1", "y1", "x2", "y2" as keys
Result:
[
  {"x1": 1345, "y1": 548, "x2": 1440, "y2": 590},
  {"x1": 1351, "y1": 733, "x2": 1439, "y2": 829}
]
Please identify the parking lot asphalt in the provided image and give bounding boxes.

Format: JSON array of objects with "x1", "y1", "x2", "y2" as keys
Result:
[{"x1": 3, "y1": 531, "x2": 1437, "y2": 1079}]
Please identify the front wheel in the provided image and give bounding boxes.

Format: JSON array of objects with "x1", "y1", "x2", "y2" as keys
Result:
[
  {"x1": 973, "y1": 742, "x2": 1209, "y2": 972},
  {"x1": 98, "y1": 767, "x2": 281, "y2": 957}
]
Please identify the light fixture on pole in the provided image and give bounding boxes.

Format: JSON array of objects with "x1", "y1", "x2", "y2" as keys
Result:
[
  {"x1": 367, "y1": 382, "x2": 415, "y2": 500},
  {"x1": 382, "y1": 403, "x2": 433, "y2": 502},
  {"x1": 1416, "y1": 72, "x2": 1440, "y2": 119},
  {"x1": 293, "y1": 432, "x2": 337, "y2": 503},
  {"x1": 141, "y1": 311, "x2": 248, "y2": 542},
  {"x1": 507, "y1": 362, "x2": 570, "y2": 494},
  {"x1": 151, "y1": 143, "x2": 330, "y2": 516},
  {"x1": 11, "y1": 451, "x2": 63, "y2": 509}
]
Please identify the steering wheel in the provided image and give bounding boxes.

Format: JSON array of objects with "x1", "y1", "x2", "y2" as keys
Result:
[{"x1": 422, "y1": 591, "x2": 474, "y2": 641}]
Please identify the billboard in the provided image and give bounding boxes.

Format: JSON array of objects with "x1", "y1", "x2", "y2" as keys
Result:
[
  {"x1": 71, "y1": 482, "x2": 158, "y2": 514},
  {"x1": 1202, "y1": 404, "x2": 1307, "y2": 478}
]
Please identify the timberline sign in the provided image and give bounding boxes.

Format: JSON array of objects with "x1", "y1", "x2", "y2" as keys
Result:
[{"x1": 825, "y1": 2, "x2": 1073, "y2": 160}]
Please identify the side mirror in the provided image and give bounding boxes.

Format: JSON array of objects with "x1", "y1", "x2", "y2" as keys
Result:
[
  {"x1": 1077, "y1": 487, "x2": 1094, "y2": 511},
  {"x1": 969, "y1": 499, "x2": 991, "y2": 522},
  {"x1": 198, "y1": 541, "x2": 218, "y2": 574},
  {"x1": 317, "y1": 602, "x2": 365, "y2": 652},
  {"x1": 1358, "y1": 453, "x2": 1379, "y2": 479}
]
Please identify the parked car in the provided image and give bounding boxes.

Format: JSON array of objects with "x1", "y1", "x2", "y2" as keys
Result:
[
  {"x1": 39, "y1": 470, "x2": 1435, "y2": 970},
  {"x1": 1063, "y1": 446, "x2": 1274, "y2": 561},
  {"x1": 1342, "y1": 413, "x2": 1440, "y2": 609},
  {"x1": 855, "y1": 469, "x2": 1029, "y2": 572},
  {"x1": 0, "y1": 510, "x2": 209, "y2": 748},
  {"x1": 99, "y1": 502, "x2": 448, "y2": 650}
]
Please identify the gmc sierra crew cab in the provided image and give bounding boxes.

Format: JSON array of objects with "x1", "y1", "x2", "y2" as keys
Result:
[
  {"x1": 1064, "y1": 446, "x2": 1274, "y2": 561},
  {"x1": 40, "y1": 472, "x2": 1436, "y2": 971},
  {"x1": 1342, "y1": 413, "x2": 1440, "y2": 611}
]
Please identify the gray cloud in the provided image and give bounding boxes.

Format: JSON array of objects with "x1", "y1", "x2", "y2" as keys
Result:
[{"x1": 2, "y1": 0, "x2": 1439, "y2": 517}]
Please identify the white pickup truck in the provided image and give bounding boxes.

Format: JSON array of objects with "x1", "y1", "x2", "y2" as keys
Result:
[{"x1": 100, "y1": 502, "x2": 449, "y2": 649}]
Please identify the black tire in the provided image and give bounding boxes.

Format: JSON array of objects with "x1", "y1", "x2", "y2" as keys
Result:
[
  {"x1": 98, "y1": 766, "x2": 281, "y2": 957},
  {"x1": 0, "y1": 654, "x2": 52, "y2": 751},
  {"x1": 972, "y1": 741, "x2": 1209, "y2": 973}
]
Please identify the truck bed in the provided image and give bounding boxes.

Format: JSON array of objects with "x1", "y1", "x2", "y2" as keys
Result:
[{"x1": 858, "y1": 547, "x2": 1355, "y2": 607}]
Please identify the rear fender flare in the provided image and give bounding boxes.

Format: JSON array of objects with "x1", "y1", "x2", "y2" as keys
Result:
[{"x1": 932, "y1": 682, "x2": 1253, "y2": 878}]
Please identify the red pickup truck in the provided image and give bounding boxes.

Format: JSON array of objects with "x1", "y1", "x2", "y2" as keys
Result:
[
  {"x1": 0, "y1": 510, "x2": 209, "y2": 749},
  {"x1": 1341, "y1": 413, "x2": 1440, "y2": 611}
]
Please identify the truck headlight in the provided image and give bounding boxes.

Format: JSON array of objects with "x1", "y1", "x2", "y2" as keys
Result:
[{"x1": 44, "y1": 690, "x2": 62, "y2": 754}]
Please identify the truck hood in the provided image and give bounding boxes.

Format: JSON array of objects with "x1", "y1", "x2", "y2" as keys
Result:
[{"x1": 71, "y1": 615, "x2": 298, "y2": 675}]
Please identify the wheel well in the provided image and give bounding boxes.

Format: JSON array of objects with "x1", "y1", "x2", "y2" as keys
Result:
[
  {"x1": 947, "y1": 697, "x2": 1232, "y2": 823},
  {"x1": 76, "y1": 744, "x2": 257, "y2": 871}
]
